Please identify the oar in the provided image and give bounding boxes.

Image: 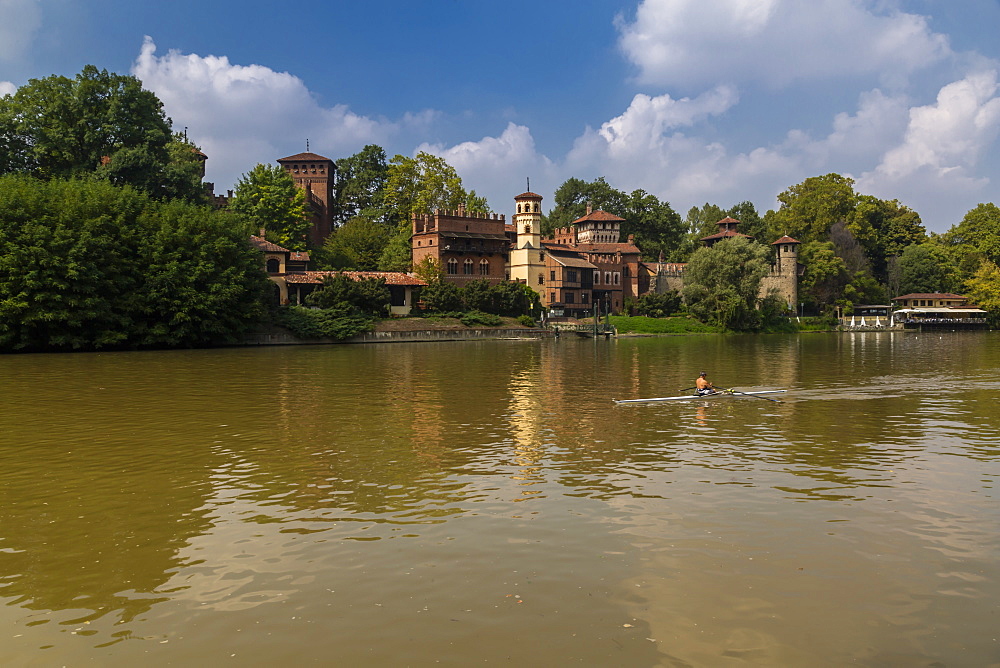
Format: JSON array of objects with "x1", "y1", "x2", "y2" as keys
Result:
[
  {"x1": 727, "y1": 387, "x2": 783, "y2": 403},
  {"x1": 679, "y1": 386, "x2": 697, "y2": 392}
]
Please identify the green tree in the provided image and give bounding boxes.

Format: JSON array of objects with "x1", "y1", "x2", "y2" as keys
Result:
[
  {"x1": 897, "y1": 243, "x2": 956, "y2": 294},
  {"x1": 133, "y1": 202, "x2": 269, "y2": 346},
  {"x1": 332, "y1": 144, "x2": 389, "y2": 225},
  {"x1": 383, "y1": 152, "x2": 487, "y2": 224},
  {"x1": 764, "y1": 174, "x2": 858, "y2": 243},
  {"x1": 621, "y1": 189, "x2": 685, "y2": 261},
  {"x1": 681, "y1": 236, "x2": 772, "y2": 330},
  {"x1": 419, "y1": 281, "x2": 463, "y2": 312},
  {"x1": 412, "y1": 256, "x2": 444, "y2": 285},
  {"x1": 847, "y1": 195, "x2": 926, "y2": 279},
  {"x1": 940, "y1": 203, "x2": 1000, "y2": 266},
  {"x1": 727, "y1": 201, "x2": 767, "y2": 242},
  {"x1": 0, "y1": 174, "x2": 268, "y2": 351},
  {"x1": 318, "y1": 216, "x2": 390, "y2": 270},
  {"x1": 963, "y1": 259, "x2": 1000, "y2": 325},
  {"x1": 798, "y1": 241, "x2": 850, "y2": 311},
  {"x1": 230, "y1": 163, "x2": 309, "y2": 250},
  {"x1": 544, "y1": 177, "x2": 628, "y2": 233},
  {"x1": 305, "y1": 273, "x2": 390, "y2": 316},
  {"x1": 0, "y1": 66, "x2": 172, "y2": 188}
]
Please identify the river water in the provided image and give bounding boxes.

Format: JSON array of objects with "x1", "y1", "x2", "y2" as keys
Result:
[{"x1": 1, "y1": 332, "x2": 998, "y2": 666}]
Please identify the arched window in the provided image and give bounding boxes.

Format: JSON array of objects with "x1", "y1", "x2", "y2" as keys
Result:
[
  {"x1": 594, "y1": 271, "x2": 601, "y2": 285},
  {"x1": 479, "y1": 259, "x2": 489, "y2": 275},
  {"x1": 464, "y1": 259, "x2": 474, "y2": 274},
  {"x1": 517, "y1": 204, "x2": 522, "y2": 213},
  {"x1": 534, "y1": 203, "x2": 539, "y2": 212},
  {"x1": 266, "y1": 258, "x2": 280, "y2": 273},
  {"x1": 447, "y1": 258, "x2": 458, "y2": 274}
]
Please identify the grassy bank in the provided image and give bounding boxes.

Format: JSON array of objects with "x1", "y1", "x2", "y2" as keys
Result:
[{"x1": 609, "y1": 315, "x2": 721, "y2": 334}]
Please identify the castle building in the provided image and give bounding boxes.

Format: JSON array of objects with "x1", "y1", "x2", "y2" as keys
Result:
[
  {"x1": 411, "y1": 205, "x2": 511, "y2": 288},
  {"x1": 277, "y1": 152, "x2": 336, "y2": 246},
  {"x1": 651, "y1": 218, "x2": 801, "y2": 310}
]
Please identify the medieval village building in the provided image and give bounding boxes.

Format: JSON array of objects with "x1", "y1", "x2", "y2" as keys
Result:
[{"x1": 260, "y1": 146, "x2": 802, "y2": 317}]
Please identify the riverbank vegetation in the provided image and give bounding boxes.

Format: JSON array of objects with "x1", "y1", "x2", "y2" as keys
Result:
[{"x1": 3, "y1": 65, "x2": 999, "y2": 351}]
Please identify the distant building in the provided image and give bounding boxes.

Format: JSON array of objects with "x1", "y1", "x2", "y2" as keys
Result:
[
  {"x1": 411, "y1": 205, "x2": 511, "y2": 288},
  {"x1": 277, "y1": 152, "x2": 336, "y2": 246},
  {"x1": 649, "y1": 219, "x2": 801, "y2": 310},
  {"x1": 250, "y1": 235, "x2": 424, "y2": 315}
]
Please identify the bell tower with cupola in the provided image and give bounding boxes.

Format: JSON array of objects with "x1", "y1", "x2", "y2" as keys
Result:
[{"x1": 508, "y1": 188, "x2": 547, "y2": 302}]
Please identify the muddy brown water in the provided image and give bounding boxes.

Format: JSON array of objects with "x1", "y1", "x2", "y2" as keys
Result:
[{"x1": 1, "y1": 331, "x2": 998, "y2": 666}]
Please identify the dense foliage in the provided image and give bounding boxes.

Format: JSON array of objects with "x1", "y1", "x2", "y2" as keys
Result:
[
  {"x1": 682, "y1": 237, "x2": 775, "y2": 330},
  {"x1": 230, "y1": 164, "x2": 309, "y2": 250},
  {"x1": 625, "y1": 291, "x2": 683, "y2": 317},
  {"x1": 0, "y1": 175, "x2": 269, "y2": 351},
  {"x1": 608, "y1": 315, "x2": 719, "y2": 334},
  {"x1": 0, "y1": 66, "x2": 206, "y2": 203},
  {"x1": 304, "y1": 273, "x2": 391, "y2": 316}
]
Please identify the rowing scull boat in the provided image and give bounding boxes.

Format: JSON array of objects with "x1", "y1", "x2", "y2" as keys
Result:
[{"x1": 613, "y1": 390, "x2": 787, "y2": 404}]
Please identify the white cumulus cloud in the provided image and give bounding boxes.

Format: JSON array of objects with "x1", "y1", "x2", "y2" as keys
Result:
[
  {"x1": 418, "y1": 123, "x2": 558, "y2": 210},
  {"x1": 131, "y1": 37, "x2": 403, "y2": 191},
  {"x1": 858, "y1": 70, "x2": 1000, "y2": 227},
  {"x1": 0, "y1": 81, "x2": 17, "y2": 96},
  {"x1": 618, "y1": 0, "x2": 951, "y2": 89}
]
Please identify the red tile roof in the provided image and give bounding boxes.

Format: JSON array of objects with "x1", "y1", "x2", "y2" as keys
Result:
[
  {"x1": 249, "y1": 235, "x2": 290, "y2": 253},
  {"x1": 277, "y1": 152, "x2": 333, "y2": 162},
  {"x1": 289, "y1": 251, "x2": 310, "y2": 262},
  {"x1": 700, "y1": 230, "x2": 751, "y2": 241},
  {"x1": 571, "y1": 210, "x2": 625, "y2": 224},
  {"x1": 282, "y1": 271, "x2": 427, "y2": 286},
  {"x1": 771, "y1": 235, "x2": 801, "y2": 245},
  {"x1": 515, "y1": 191, "x2": 543, "y2": 200}
]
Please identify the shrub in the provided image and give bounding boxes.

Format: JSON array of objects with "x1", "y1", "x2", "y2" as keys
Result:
[
  {"x1": 517, "y1": 314, "x2": 535, "y2": 327},
  {"x1": 275, "y1": 305, "x2": 374, "y2": 340},
  {"x1": 460, "y1": 310, "x2": 503, "y2": 327}
]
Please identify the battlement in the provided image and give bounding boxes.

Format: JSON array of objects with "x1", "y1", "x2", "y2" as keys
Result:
[{"x1": 412, "y1": 208, "x2": 507, "y2": 234}]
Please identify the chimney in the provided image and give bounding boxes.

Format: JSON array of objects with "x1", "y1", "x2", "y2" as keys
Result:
[{"x1": 586, "y1": 201, "x2": 593, "y2": 215}]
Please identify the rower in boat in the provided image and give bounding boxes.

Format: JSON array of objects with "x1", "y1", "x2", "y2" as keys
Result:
[{"x1": 695, "y1": 372, "x2": 718, "y2": 396}]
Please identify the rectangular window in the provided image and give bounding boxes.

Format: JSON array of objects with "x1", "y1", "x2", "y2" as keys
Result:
[
  {"x1": 605, "y1": 272, "x2": 612, "y2": 284},
  {"x1": 550, "y1": 270, "x2": 556, "y2": 281},
  {"x1": 567, "y1": 270, "x2": 577, "y2": 283},
  {"x1": 565, "y1": 292, "x2": 575, "y2": 304},
  {"x1": 581, "y1": 293, "x2": 589, "y2": 303},
  {"x1": 538, "y1": 274, "x2": 544, "y2": 285},
  {"x1": 550, "y1": 292, "x2": 556, "y2": 302}
]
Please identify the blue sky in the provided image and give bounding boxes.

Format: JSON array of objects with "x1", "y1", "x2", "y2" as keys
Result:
[{"x1": 3, "y1": 0, "x2": 1000, "y2": 233}]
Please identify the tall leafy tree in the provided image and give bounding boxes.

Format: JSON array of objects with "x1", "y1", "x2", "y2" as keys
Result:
[
  {"x1": 544, "y1": 177, "x2": 628, "y2": 232},
  {"x1": 897, "y1": 243, "x2": 957, "y2": 295},
  {"x1": 319, "y1": 216, "x2": 390, "y2": 270},
  {"x1": 764, "y1": 173, "x2": 858, "y2": 243},
  {"x1": 847, "y1": 195, "x2": 926, "y2": 279},
  {"x1": 332, "y1": 144, "x2": 389, "y2": 225},
  {"x1": 798, "y1": 241, "x2": 850, "y2": 311},
  {"x1": 620, "y1": 189, "x2": 685, "y2": 261},
  {"x1": 940, "y1": 202, "x2": 1000, "y2": 266},
  {"x1": 682, "y1": 236, "x2": 772, "y2": 330},
  {"x1": 230, "y1": 163, "x2": 309, "y2": 250},
  {"x1": 963, "y1": 259, "x2": 1000, "y2": 324},
  {"x1": 383, "y1": 152, "x2": 487, "y2": 224},
  {"x1": 0, "y1": 174, "x2": 268, "y2": 351},
  {"x1": 0, "y1": 66, "x2": 172, "y2": 189}
]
